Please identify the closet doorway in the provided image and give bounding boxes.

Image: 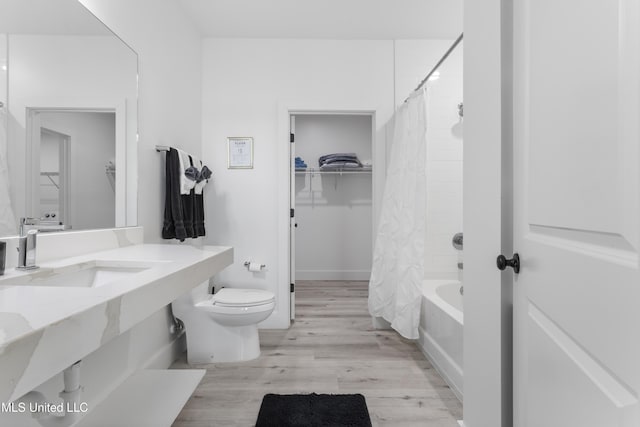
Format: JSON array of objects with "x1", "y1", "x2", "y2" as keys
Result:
[{"x1": 290, "y1": 112, "x2": 374, "y2": 320}]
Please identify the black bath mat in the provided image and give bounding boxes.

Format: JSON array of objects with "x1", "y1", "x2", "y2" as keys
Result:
[{"x1": 255, "y1": 393, "x2": 372, "y2": 427}]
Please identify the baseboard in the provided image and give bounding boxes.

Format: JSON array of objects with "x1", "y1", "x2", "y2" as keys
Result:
[{"x1": 295, "y1": 270, "x2": 371, "y2": 281}]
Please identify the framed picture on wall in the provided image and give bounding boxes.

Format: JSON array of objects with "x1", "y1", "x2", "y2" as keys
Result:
[{"x1": 227, "y1": 137, "x2": 254, "y2": 169}]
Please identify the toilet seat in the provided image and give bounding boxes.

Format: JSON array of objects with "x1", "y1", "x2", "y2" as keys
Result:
[{"x1": 210, "y1": 288, "x2": 275, "y2": 307}]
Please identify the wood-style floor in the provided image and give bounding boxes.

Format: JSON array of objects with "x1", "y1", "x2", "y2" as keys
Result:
[{"x1": 171, "y1": 280, "x2": 462, "y2": 426}]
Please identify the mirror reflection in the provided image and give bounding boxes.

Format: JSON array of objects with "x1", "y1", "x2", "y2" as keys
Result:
[
  {"x1": 0, "y1": 0, "x2": 138, "y2": 237},
  {"x1": 35, "y1": 111, "x2": 117, "y2": 231}
]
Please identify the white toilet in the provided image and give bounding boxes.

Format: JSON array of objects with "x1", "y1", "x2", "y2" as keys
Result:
[{"x1": 172, "y1": 282, "x2": 275, "y2": 364}]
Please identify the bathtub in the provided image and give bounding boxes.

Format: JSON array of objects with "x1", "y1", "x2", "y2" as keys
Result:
[{"x1": 418, "y1": 279, "x2": 463, "y2": 401}]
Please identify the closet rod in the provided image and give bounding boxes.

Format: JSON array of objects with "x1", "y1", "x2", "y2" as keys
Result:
[{"x1": 405, "y1": 33, "x2": 463, "y2": 102}]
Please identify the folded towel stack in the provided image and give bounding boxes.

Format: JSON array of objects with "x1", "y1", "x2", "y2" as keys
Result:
[
  {"x1": 295, "y1": 156, "x2": 308, "y2": 170},
  {"x1": 318, "y1": 153, "x2": 362, "y2": 169}
]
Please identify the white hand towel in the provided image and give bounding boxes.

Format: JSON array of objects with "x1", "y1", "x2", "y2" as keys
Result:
[
  {"x1": 177, "y1": 149, "x2": 196, "y2": 195},
  {"x1": 194, "y1": 159, "x2": 208, "y2": 195}
]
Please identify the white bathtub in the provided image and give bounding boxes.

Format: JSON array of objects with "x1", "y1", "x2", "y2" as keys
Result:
[{"x1": 418, "y1": 279, "x2": 463, "y2": 401}]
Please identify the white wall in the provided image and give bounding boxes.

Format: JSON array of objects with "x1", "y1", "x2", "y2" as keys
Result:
[
  {"x1": 294, "y1": 114, "x2": 373, "y2": 280},
  {"x1": 6, "y1": 34, "x2": 136, "y2": 232},
  {"x1": 40, "y1": 112, "x2": 116, "y2": 230},
  {"x1": 201, "y1": 38, "x2": 395, "y2": 328}
]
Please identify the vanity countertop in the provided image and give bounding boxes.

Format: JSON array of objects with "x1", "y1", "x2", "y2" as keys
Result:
[{"x1": 0, "y1": 243, "x2": 233, "y2": 402}]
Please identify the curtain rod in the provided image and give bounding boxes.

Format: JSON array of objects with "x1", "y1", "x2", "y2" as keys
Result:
[{"x1": 405, "y1": 33, "x2": 464, "y2": 102}]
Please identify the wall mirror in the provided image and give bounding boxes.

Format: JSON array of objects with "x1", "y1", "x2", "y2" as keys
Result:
[{"x1": 0, "y1": 0, "x2": 138, "y2": 237}]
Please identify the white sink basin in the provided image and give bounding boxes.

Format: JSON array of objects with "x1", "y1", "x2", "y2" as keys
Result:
[{"x1": 0, "y1": 260, "x2": 161, "y2": 288}]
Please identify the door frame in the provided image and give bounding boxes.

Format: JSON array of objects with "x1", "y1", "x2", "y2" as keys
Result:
[
  {"x1": 276, "y1": 103, "x2": 381, "y2": 328},
  {"x1": 289, "y1": 110, "x2": 376, "y2": 318},
  {"x1": 463, "y1": 0, "x2": 513, "y2": 426}
]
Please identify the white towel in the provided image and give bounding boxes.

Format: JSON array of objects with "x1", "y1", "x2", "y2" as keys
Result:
[
  {"x1": 194, "y1": 158, "x2": 208, "y2": 195},
  {"x1": 177, "y1": 149, "x2": 195, "y2": 195}
]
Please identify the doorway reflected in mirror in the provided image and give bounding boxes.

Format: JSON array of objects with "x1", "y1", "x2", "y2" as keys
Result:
[{"x1": 32, "y1": 111, "x2": 116, "y2": 232}]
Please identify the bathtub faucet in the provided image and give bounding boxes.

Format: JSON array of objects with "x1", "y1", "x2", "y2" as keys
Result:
[{"x1": 451, "y1": 232, "x2": 463, "y2": 250}]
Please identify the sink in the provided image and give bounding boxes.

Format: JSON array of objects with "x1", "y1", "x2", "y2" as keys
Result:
[{"x1": 0, "y1": 260, "x2": 161, "y2": 288}]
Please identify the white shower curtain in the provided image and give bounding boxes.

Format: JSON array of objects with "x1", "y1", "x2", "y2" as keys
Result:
[
  {"x1": 0, "y1": 105, "x2": 17, "y2": 236},
  {"x1": 369, "y1": 88, "x2": 427, "y2": 339}
]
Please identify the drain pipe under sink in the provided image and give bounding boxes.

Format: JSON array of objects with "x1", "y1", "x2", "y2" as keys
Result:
[{"x1": 16, "y1": 360, "x2": 87, "y2": 427}]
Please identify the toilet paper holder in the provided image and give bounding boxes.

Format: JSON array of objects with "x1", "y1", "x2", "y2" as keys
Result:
[{"x1": 244, "y1": 261, "x2": 266, "y2": 271}]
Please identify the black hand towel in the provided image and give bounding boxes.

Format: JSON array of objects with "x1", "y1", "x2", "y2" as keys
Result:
[{"x1": 162, "y1": 148, "x2": 188, "y2": 241}]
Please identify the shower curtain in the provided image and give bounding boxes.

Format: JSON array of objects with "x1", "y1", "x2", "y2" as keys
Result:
[
  {"x1": 369, "y1": 88, "x2": 427, "y2": 340},
  {"x1": 0, "y1": 105, "x2": 17, "y2": 236}
]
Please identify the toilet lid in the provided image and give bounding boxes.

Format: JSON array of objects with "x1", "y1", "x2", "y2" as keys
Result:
[{"x1": 211, "y1": 288, "x2": 275, "y2": 307}]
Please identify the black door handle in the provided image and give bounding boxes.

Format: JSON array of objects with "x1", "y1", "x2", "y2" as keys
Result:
[{"x1": 497, "y1": 253, "x2": 520, "y2": 274}]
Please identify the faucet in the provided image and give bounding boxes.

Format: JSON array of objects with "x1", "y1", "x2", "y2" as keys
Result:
[
  {"x1": 451, "y1": 232, "x2": 463, "y2": 250},
  {"x1": 452, "y1": 232, "x2": 464, "y2": 294},
  {"x1": 17, "y1": 218, "x2": 39, "y2": 270}
]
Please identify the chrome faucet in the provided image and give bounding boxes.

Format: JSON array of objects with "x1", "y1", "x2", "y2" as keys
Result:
[
  {"x1": 17, "y1": 218, "x2": 39, "y2": 270},
  {"x1": 451, "y1": 232, "x2": 463, "y2": 250}
]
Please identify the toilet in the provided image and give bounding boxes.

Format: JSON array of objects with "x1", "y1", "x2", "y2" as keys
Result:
[{"x1": 172, "y1": 282, "x2": 275, "y2": 364}]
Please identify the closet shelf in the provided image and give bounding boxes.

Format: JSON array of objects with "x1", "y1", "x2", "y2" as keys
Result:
[
  {"x1": 40, "y1": 172, "x2": 60, "y2": 189},
  {"x1": 295, "y1": 167, "x2": 372, "y2": 176}
]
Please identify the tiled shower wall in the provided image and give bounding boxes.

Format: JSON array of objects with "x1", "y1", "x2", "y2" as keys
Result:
[{"x1": 424, "y1": 43, "x2": 463, "y2": 279}]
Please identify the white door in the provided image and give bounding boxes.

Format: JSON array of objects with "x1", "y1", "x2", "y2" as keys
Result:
[
  {"x1": 512, "y1": 0, "x2": 640, "y2": 426},
  {"x1": 290, "y1": 114, "x2": 296, "y2": 320}
]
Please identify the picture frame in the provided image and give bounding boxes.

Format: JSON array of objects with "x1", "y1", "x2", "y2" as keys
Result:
[{"x1": 227, "y1": 137, "x2": 254, "y2": 169}]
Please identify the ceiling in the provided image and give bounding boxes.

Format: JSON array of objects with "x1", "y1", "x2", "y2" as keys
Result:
[
  {"x1": 0, "y1": 0, "x2": 111, "y2": 35},
  {"x1": 176, "y1": 0, "x2": 463, "y2": 39}
]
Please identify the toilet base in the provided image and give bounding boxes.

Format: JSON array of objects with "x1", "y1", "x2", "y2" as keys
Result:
[{"x1": 181, "y1": 315, "x2": 262, "y2": 364}]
